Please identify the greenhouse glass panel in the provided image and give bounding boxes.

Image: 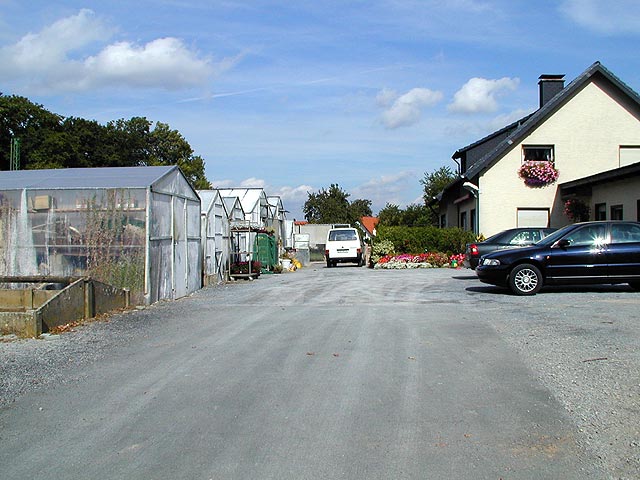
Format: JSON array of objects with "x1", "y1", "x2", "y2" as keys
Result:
[
  {"x1": 0, "y1": 188, "x2": 146, "y2": 296},
  {"x1": 150, "y1": 192, "x2": 172, "y2": 239}
]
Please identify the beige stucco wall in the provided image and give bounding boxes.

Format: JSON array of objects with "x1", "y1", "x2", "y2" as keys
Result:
[
  {"x1": 479, "y1": 79, "x2": 640, "y2": 237},
  {"x1": 592, "y1": 177, "x2": 640, "y2": 220}
]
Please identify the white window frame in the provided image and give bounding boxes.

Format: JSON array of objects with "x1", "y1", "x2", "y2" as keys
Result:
[{"x1": 522, "y1": 145, "x2": 554, "y2": 163}]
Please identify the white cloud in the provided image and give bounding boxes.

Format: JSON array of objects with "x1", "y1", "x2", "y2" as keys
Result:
[
  {"x1": 0, "y1": 9, "x2": 110, "y2": 76},
  {"x1": 559, "y1": 0, "x2": 640, "y2": 35},
  {"x1": 375, "y1": 88, "x2": 398, "y2": 108},
  {"x1": 0, "y1": 9, "x2": 218, "y2": 94},
  {"x1": 353, "y1": 172, "x2": 416, "y2": 213},
  {"x1": 448, "y1": 77, "x2": 519, "y2": 113},
  {"x1": 84, "y1": 38, "x2": 213, "y2": 90},
  {"x1": 379, "y1": 88, "x2": 443, "y2": 129},
  {"x1": 239, "y1": 177, "x2": 267, "y2": 188}
]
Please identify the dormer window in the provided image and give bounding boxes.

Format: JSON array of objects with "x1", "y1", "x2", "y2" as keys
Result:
[{"x1": 523, "y1": 145, "x2": 554, "y2": 163}]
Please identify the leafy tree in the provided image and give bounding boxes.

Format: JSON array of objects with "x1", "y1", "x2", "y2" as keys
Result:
[
  {"x1": 420, "y1": 165, "x2": 456, "y2": 204},
  {"x1": 303, "y1": 184, "x2": 371, "y2": 225},
  {"x1": 348, "y1": 198, "x2": 373, "y2": 222},
  {"x1": 377, "y1": 203, "x2": 403, "y2": 226},
  {"x1": 0, "y1": 94, "x2": 211, "y2": 188},
  {"x1": 419, "y1": 165, "x2": 457, "y2": 225},
  {"x1": 0, "y1": 94, "x2": 63, "y2": 170},
  {"x1": 303, "y1": 184, "x2": 351, "y2": 224},
  {"x1": 147, "y1": 122, "x2": 210, "y2": 188},
  {"x1": 402, "y1": 204, "x2": 432, "y2": 226},
  {"x1": 105, "y1": 117, "x2": 152, "y2": 167},
  {"x1": 378, "y1": 202, "x2": 432, "y2": 227}
]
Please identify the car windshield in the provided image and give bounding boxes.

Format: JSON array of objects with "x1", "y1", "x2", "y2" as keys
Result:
[
  {"x1": 483, "y1": 229, "x2": 539, "y2": 245},
  {"x1": 328, "y1": 229, "x2": 357, "y2": 241},
  {"x1": 534, "y1": 224, "x2": 577, "y2": 246}
]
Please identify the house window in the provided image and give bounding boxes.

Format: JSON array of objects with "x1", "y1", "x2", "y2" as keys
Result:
[
  {"x1": 460, "y1": 211, "x2": 467, "y2": 230},
  {"x1": 440, "y1": 214, "x2": 446, "y2": 228},
  {"x1": 523, "y1": 145, "x2": 554, "y2": 163},
  {"x1": 611, "y1": 204, "x2": 623, "y2": 220},
  {"x1": 595, "y1": 203, "x2": 606, "y2": 221}
]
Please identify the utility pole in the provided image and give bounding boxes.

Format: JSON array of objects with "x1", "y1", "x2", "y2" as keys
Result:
[{"x1": 10, "y1": 137, "x2": 20, "y2": 170}]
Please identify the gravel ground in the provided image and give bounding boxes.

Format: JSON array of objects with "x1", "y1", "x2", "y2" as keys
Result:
[
  {"x1": 466, "y1": 282, "x2": 640, "y2": 480},
  {"x1": 1, "y1": 268, "x2": 639, "y2": 479}
]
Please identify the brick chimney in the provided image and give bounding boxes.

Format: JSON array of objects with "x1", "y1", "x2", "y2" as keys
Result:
[{"x1": 538, "y1": 74, "x2": 565, "y2": 108}]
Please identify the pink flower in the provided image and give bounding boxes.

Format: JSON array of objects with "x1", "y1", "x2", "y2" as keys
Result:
[{"x1": 518, "y1": 161, "x2": 559, "y2": 187}]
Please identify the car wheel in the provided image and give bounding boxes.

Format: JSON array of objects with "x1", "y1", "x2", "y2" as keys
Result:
[
  {"x1": 509, "y1": 263, "x2": 542, "y2": 295},
  {"x1": 629, "y1": 282, "x2": 640, "y2": 291}
]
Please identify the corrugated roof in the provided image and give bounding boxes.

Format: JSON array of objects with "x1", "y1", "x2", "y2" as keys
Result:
[{"x1": 0, "y1": 166, "x2": 178, "y2": 190}]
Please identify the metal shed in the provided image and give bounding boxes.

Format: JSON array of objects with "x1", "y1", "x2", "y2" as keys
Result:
[{"x1": 0, "y1": 166, "x2": 201, "y2": 305}]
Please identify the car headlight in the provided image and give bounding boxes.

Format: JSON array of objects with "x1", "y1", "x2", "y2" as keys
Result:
[{"x1": 481, "y1": 258, "x2": 501, "y2": 266}]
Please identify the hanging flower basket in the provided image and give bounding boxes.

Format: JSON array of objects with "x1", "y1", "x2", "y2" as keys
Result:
[
  {"x1": 564, "y1": 198, "x2": 590, "y2": 222},
  {"x1": 518, "y1": 161, "x2": 559, "y2": 187}
]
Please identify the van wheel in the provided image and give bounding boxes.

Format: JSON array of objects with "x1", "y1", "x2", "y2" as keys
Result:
[
  {"x1": 326, "y1": 259, "x2": 332, "y2": 268},
  {"x1": 629, "y1": 282, "x2": 640, "y2": 291},
  {"x1": 509, "y1": 264, "x2": 542, "y2": 295}
]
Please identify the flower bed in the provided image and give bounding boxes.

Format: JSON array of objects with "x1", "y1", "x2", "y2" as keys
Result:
[{"x1": 374, "y1": 252, "x2": 463, "y2": 269}]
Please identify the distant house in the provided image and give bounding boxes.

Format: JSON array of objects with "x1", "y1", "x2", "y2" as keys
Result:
[
  {"x1": 434, "y1": 61, "x2": 640, "y2": 237},
  {"x1": 359, "y1": 216, "x2": 379, "y2": 241}
]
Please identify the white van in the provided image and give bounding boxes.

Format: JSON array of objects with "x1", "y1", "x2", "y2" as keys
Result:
[{"x1": 325, "y1": 226, "x2": 363, "y2": 267}]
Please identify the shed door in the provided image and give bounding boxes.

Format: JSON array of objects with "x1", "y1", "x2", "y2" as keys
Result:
[
  {"x1": 517, "y1": 208, "x2": 549, "y2": 227},
  {"x1": 173, "y1": 196, "x2": 187, "y2": 299}
]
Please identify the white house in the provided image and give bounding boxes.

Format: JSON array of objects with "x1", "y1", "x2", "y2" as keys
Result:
[{"x1": 435, "y1": 61, "x2": 640, "y2": 237}]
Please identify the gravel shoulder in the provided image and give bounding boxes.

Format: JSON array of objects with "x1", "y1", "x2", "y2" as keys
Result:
[{"x1": 1, "y1": 266, "x2": 639, "y2": 479}]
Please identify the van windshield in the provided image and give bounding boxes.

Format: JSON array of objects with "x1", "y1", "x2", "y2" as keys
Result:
[{"x1": 329, "y1": 229, "x2": 358, "y2": 241}]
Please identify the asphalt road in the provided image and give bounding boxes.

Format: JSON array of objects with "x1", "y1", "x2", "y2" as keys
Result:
[{"x1": 2, "y1": 264, "x2": 633, "y2": 479}]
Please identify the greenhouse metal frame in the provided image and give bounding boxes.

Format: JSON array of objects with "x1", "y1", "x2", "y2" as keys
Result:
[{"x1": 0, "y1": 166, "x2": 201, "y2": 305}]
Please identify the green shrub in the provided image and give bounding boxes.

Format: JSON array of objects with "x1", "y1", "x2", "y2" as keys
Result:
[
  {"x1": 371, "y1": 239, "x2": 395, "y2": 263},
  {"x1": 376, "y1": 225, "x2": 474, "y2": 255}
]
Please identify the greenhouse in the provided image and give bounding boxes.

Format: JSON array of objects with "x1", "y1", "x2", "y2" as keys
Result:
[
  {"x1": 199, "y1": 189, "x2": 227, "y2": 285},
  {"x1": 0, "y1": 166, "x2": 201, "y2": 305}
]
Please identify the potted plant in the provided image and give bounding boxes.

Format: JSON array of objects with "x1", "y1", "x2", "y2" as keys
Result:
[
  {"x1": 230, "y1": 260, "x2": 261, "y2": 275},
  {"x1": 518, "y1": 161, "x2": 559, "y2": 187}
]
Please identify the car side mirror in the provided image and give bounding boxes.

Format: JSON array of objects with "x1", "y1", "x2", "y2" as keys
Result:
[{"x1": 554, "y1": 238, "x2": 571, "y2": 249}]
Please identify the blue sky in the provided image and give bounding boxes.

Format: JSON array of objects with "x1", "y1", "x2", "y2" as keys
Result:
[{"x1": 1, "y1": 1, "x2": 640, "y2": 219}]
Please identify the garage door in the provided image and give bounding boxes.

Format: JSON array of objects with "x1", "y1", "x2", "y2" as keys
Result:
[{"x1": 517, "y1": 208, "x2": 549, "y2": 227}]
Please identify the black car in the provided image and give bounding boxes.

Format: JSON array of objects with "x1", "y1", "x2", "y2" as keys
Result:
[
  {"x1": 476, "y1": 221, "x2": 640, "y2": 295},
  {"x1": 465, "y1": 227, "x2": 557, "y2": 269}
]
